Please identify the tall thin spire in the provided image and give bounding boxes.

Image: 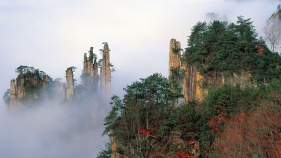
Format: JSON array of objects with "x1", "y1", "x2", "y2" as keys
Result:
[
  {"x1": 82, "y1": 47, "x2": 98, "y2": 92},
  {"x1": 65, "y1": 67, "x2": 74, "y2": 100},
  {"x1": 100, "y1": 42, "x2": 111, "y2": 95},
  {"x1": 169, "y1": 38, "x2": 181, "y2": 78}
]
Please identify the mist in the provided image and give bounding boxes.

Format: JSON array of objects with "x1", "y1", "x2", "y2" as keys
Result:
[
  {"x1": 0, "y1": 0, "x2": 281, "y2": 157},
  {"x1": 0, "y1": 94, "x2": 111, "y2": 158}
]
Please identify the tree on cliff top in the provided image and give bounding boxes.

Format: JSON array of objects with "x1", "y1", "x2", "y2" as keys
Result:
[{"x1": 183, "y1": 16, "x2": 281, "y2": 83}]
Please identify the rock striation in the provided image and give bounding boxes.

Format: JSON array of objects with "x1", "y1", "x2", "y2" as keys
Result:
[{"x1": 168, "y1": 38, "x2": 205, "y2": 103}]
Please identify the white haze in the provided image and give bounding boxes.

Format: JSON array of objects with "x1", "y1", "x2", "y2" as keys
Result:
[
  {"x1": 0, "y1": 0, "x2": 280, "y2": 157},
  {"x1": 0, "y1": 96, "x2": 111, "y2": 158}
]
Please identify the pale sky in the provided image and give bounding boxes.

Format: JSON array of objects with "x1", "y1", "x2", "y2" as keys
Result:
[
  {"x1": 0, "y1": 0, "x2": 280, "y2": 95},
  {"x1": 0, "y1": 0, "x2": 280, "y2": 157}
]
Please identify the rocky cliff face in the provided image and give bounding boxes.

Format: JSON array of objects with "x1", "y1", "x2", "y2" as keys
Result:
[
  {"x1": 181, "y1": 66, "x2": 204, "y2": 102},
  {"x1": 168, "y1": 39, "x2": 253, "y2": 103},
  {"x1": 168, "y1": 39, "x2": 205, "y2": 103},
  {"x1": 110, "y1": 133, "x2": 119, "y2": 158}
]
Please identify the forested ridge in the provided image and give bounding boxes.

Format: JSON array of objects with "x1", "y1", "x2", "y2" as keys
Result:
[
  {"x1": 98, "y1": 11, "x2": 281, "y2": 158},
  {"x1": 184, "y1": 16, "x2": 281, "y2": 85}
]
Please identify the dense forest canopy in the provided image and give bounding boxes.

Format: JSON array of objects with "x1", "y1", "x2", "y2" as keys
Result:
[
  {"x1": 98, "y1": 15, "x2": 281, "y2": 158},
  {"x1": 100, "y1": 74, "x2": 185, "y2": 157},
  {"x1": 183, "y1": 16, "x2": 281, "y2": 83},
  {"x1": 98, "y1": 77, "x2": 281, "y2": 157}
]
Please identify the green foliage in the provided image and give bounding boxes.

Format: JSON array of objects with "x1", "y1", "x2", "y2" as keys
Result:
[
  {"x1": 98, "y1": 59, "x2": 102, "y2": 68},
  {"x1": 170, "y1": 66, "x2": 183, "y2": 80},
  {"x1": 258, "y1": 78, "x2": 281, "y2": 104},
  {"x1": 197, "y1": 118, "x2": 214, "y2": 156},
  {"x1": 198, "y1": 84, "x2": 260, "y2": 156},
  {"x1": 97, "y1": 142, "x2": 112, "y2": 158},
  {"x1": 202, "y1": 84, "x2": 259, "y2": 119},
  {"x1": 99, "y1": 16, "x2": 281, "y2": 157},
  {"x1": 99, "y1": 75, "x2": 281, "y2": 157},
  {"x1": 183, "y1": 16, "x2": 281, "y2": 83},
  {"x1": 252, "y1": 154, "x2": 265, "y2": 158},
  {"x1": 101, "y1": 73, "x2": 184, "y2": 157},
  {"x1": 168, "y1": 104, "x2": 201, "y2": 140},
  {"x1": 109, "y1": 63, "x2": 115, "y2": 72},
  {"x1": 67, "y1": 66, "x2": 76, "y2": 72},
  {"x1": 24, "y1": 83, "x2": 36, "y2": 95},
  {"x1": 103, "y1": 95, "x2": 123, "y2": 136},
  {"x1": 89, "y1": 52, "x2": 97, "y2": 61},
  {"x1": 198, "y1": 80, "x2": 281, "y2": 157},
  {"x1": 172, "y1": 48, "x2": 182, "y2": 54},
  {"x1": 15, "y1": 65, "x2": 33, "y2": 74},
  {"x1": 4, "y1": 65, "x2": 59, "y2": 105}
]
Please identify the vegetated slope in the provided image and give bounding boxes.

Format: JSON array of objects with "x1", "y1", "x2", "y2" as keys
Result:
[
  {"x1": 98, "y1": 16, "x2": 281, "y2": 158},
  {"x1": 183, "y1": 16, "x2": 281, "y2": 86}
]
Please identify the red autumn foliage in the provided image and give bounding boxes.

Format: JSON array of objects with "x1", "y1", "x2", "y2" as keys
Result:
[
  {"x1": 256, "y1": 45, "x2": 265, "y2": 56},
  {"x1": 139, "y1": 128, "x2": 148, "y2": 136},
  {"x1": 188, "y1": 139, "x2": 196, "y2": 144},
  {"x1": 209, "y1": 110, "x2": 230, "y2": 134},
  {"x1": 210, "y1": 103, "x2": 281, "y2": 158},
  {"x1": 176, "y1": 151, "x2": 194, "y2": 158}
]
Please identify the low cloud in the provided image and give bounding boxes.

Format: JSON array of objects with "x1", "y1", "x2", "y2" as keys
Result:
[
  {"x1": 1, "y1": 0, "x2": 281, "y2": 157},
  {"x1": 0, "y1": 95, "x2": 110, "y2": 158}
]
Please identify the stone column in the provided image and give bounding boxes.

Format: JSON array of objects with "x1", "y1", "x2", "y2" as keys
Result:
[
  {"x1": 65, "y1": 68, "x2": 74, "y2": 100},
  {"x1": 100, "y1": 43, "x2": 111, "y2": 95},
  {"x1": 16, "y1": 73, "x2": 25, "y2": 99},
  {"x1": 9, "y1": 79, "x2": 17, "y2": 109},
  {"x1": 168, "y1": 39, "x2": 181, "y2": 77},
  {"x1": 93, "y1": 58, "x2": 99, "y2": 91}
]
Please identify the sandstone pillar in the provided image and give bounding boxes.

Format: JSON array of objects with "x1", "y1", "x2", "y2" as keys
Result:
[
  {"x1": 65, "y1": 68, "x2": 74, "y2": 100},
  {"x1": 168, "y1": 39, "x2": 181, "y2": 78},
  {"x1": 100, "y1": 42, "x2": 111, "y2": 95},
  {"x1": 93, "y1": 58, "x2": 99, "y2": 91},
  {"x1": 82, "y1": 47, "x2": 98, "y2": 92},
  {"x1": 9, "y1": 79, "x2": 17, "y2": 109},
  {"x1": 16, "y1": 73, "x2": 25, "y2": 99}
]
